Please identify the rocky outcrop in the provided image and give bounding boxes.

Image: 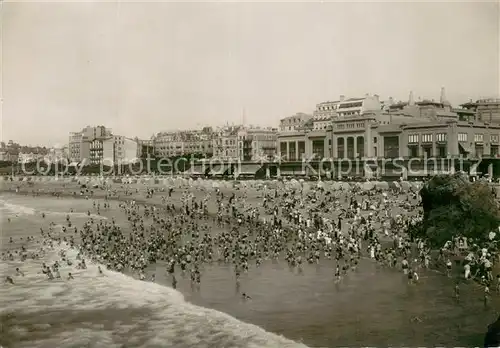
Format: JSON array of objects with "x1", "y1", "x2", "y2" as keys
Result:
[
  {"x1": 485, "y1": 315, "x2": 500, "y2": 347},
  {"x1": 410, "y1": 173, "x2": 500, "y2": 248}
]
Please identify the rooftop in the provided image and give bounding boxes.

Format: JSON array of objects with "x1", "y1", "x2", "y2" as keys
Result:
[
  {"x1": 341, "y1": 97, "x2": 365, "y2": 102},
  {"x1": 461, "y1": 98, "x2": 500, "y2": 106}
]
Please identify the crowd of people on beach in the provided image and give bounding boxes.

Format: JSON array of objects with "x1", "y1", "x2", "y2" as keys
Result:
[{"x1": 3, "y1": 177, "x2": 500, "y2": 306}]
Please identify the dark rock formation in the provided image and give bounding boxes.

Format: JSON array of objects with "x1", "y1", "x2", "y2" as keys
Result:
[
  {"x1": 484, "y1": 315, "x2": 500, "y2": 347},
  {"x1": 410, "y1": 173, "x2": 500, "y2": 248}
]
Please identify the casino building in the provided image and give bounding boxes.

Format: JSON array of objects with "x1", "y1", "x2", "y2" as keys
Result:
[{"x1": 276, "y1": 88, "x2": 500, "y2": 178}]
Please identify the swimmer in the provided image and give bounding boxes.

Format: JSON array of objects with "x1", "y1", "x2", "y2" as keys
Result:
[
  {"x1": 334, "y1": 264, "x2": 341, "y2": 282},
  {"x1": 241, "y1": 292, "x2": 252, "y2": 300},
  {"x1": 5, "y1": 276, "x2": 14, "y2": 284},
  {"x1": 407, "y1": 268, "x2": 414, "y2": 284},
  {"x1": 485, "y1": 285, "x2": 490, "y2": 307},
  {"x1": 46, "y1": 270, "x2": 54, "y2": 280},
  {"x1": 98, "y1": 265, "x2": 103, "y2": 275},
  {"x1": 15, "y1": 268, "x2": 24, "y2": 276},
  {"x1": 68, "y1": 272, "x2": 74, "y2": 280},
  {"x1": 446, "y1": 258, "x2": 452, "y2": 277}
]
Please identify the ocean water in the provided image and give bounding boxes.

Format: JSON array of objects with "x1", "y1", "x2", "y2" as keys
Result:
[
  {"x1": 0, "y1": 193, "x2": 496, "y2": 347},
  {"x1": 0, "y1": 195, "x2": 310, "y2": 348}
]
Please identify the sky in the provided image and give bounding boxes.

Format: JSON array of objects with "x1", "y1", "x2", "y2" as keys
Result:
[{"x1": 1, "y1": 1, "x2": 499, "y2": 147}]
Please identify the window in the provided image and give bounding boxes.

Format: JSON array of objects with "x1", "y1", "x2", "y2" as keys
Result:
[
  {"x1": 436, "y1": 133, "x2": 447, "y2": 142},
  {"x1": 491, "y1": 145, "x2": 499, "y2": 157},
  {"x1": 438, "y1": 146, "x2": 447, "y2": 158},
  {"x1": 474, "y1": 134, "x2": 484, "y2": 142},
  {"x1": 458, "y1": 133, "x2": 468, "y2": 142},
  {"x1": 408, "y1": 146, "x2": 418, "y2": 157},
  {"x1": 491, "y1": 135, "x2": 499, "y2": 143},
  {"x1": 422, "y1": 147, "x2": 432, "y2": 158},
  {"x1": 408, "y1": 134, "x2": 419, "y2": 144},
  {"x1": 422, "y1": 134, "x2": 433, "y2": 143},
  {"x1": 475, "y1": 145, "x2": 484, "y2": 158}
]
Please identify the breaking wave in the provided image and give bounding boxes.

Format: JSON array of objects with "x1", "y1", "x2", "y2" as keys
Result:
[
  {"x1": 0, "y1": 198, "x2": 105, "y2": 220},
  {"x1": 0, "y1": 244, "x2": 310, "y2": 348},
  {"x1": 0, "y1": 200, "x2": 37, "y2": 216}
]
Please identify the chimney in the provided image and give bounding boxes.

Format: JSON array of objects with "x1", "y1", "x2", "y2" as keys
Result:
[
  {"x1": 365, "y1": 93, "x2": 369, "y2": 98},
  {"x1": 374, "y1": 94, "x2": 379, "y2": 100},
  {"x1": 408, "y1": 91, "x2": 414, "y2": 106},
  {"x1": 388, "y1": 96, "x2": 394, "y2": 104},
  {"x1": 440, "y1": 86, "x2": 447, "y2": 103},
  {"x1": 340, "y1": 95, "x2": 345, "y2": 102}
]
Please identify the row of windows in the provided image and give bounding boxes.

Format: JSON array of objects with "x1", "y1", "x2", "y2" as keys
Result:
[
  {"x1": 458, "y1": 133, "x2": 467, "y2": 142},
  {"x1": 338, "y1": 102, "x2": 363, "y2": 109},
  {"x1": 155, "y1": 144, "x2": 210, "y2": 150},
  {"x1": 422, "y1": 134, "x2": 432, "y2": 143},
  {"x1": 407, "y1": 145, "x2": 499, "y2": 158},
  {"x1": 338, "y1": 111, "x2": 360, "y2": 117},
  {"x1": 90, "y1": 141, "x2": 103, "y2": 149},
  {"x1": 408, "y1": 132, "x2": 500, "y2": 144},
  {"x1": 409, "y1": 133, "x2": 448, "y2": 143},
  {"x1": 318, "y1": 105, "x2": 338, "y2": 111},
  {"x1": 336, "y1": 122, "x2": 365, "y2": 130},
  {"x1": 281, "y1": 126, "x2": 299, "y2": 131},
  {"x1": 458, "y1": 133, "x2": 490, "y2": 143}
]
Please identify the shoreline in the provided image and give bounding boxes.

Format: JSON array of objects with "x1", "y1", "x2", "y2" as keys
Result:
[{"x1": 1, "y1": 181, "x2": 485, "y2": 281}]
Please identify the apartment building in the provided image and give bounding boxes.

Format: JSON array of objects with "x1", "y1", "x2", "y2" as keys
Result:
[
  {"x1": 461, "y1": 98, "x2": 500, "y2": 124},
  {"x1": 154, "y1": 129, "x2": 213, "y2": 159},
  {"x1": 213, "y1": 126, "x2": 240, "y2": 161},
  {"x1": 102, "y1": 135, "x2": 139, "y2": 165},
  {"x1": 279, "y1": 113, "x2": 313, "y2": 132},
  {"x1": 239, "y1": 127, "x2": 277, "y2": 161},
  {"x1": 336, "y1": 94, "x2": 382, "y2": 118},
  {"x1": 68, "y1": 126, "x2": 139, "y2": 165},
  {"x1": 68, "y1": 125, "x2": 112, "y2": 164},
  {"x1": 136, "y1": 138, "x2": 155, "y2": 158},
  {"x1": 44, "y1": 146, "x2": 68, "y2": 163},
  {"x1": 313, "y1": 100, "x2": 340, "y2": 131}
]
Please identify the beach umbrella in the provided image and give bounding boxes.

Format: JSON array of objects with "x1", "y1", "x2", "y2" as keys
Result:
[
  {"x1": 400, "y1": 181, "x2": 411, "y2": 191},
  {"x1": 361, "y1": 181, "x2": 375, "y2": 191},
  {"x1": 340, "y1": 182, "x2": 351, "y2": 190},
  {"x1": 375, "y1": 181, "x2": 389, "y2": 190},
  {"x1": 331, "y1": 182, "x2": 341, "y2": 190}
]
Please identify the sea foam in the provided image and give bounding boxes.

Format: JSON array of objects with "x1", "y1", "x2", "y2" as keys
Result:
[{"x1": 0, "y1": 242, "x2": 310, "y2": 348}]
